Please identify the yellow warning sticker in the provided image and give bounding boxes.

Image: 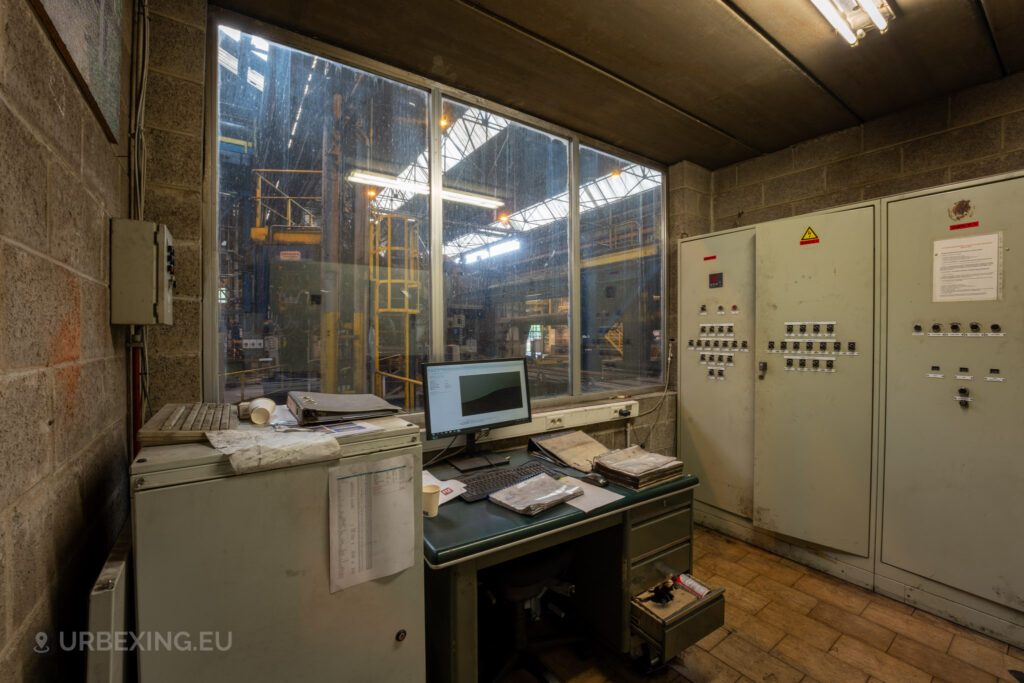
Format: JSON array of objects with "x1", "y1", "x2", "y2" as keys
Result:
[{"x1": 801, "y1": 226, "x2": 818, "y2": 242}]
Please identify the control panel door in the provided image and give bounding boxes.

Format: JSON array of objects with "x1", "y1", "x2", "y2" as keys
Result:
[
  {"x1": 883, "y1": 177, "x2": 1024, "y2": 611},
  {"x1": 753, "y1": 207, "x2": 875, "y2": 556},
  {"x1": 677, "y1": 229, "x2": 755, "y2": 518}
]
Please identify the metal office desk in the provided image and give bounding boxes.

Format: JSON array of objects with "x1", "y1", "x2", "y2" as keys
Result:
[{"x1": 423, "y1": 451, "x2": 700, "y2": 682}]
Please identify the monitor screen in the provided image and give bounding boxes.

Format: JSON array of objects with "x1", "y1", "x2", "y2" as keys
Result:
[{"x1": 422, "y1": 358, "x2": 532, "y2": 439}]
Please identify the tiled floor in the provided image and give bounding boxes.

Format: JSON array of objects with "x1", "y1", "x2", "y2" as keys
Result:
[{"x1": 521, "y1": 525, "x2": 1024, "y2": 683}]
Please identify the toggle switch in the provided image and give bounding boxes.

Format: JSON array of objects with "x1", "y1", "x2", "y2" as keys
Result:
[
  {"x1": 833, "y1": 341, "x2": 841, "y2": 351},
  {"x1": 826, "y1": 359, "x2": 834, "y2": 369},
  {"x1": 786, "y1": 324, "x2": 793, "y2": 333},
  {"x1": 741, "y1": 340, "x2": 748, "y2": 348},
  {"x1": 768, "y1": 341, "x2": 775, "y2": 350},
  {"x1": 780, "y1": 341, "x2": 788, "y2": 350},
  {"x1": 957, "y1": 387, "x2": 969, "y2": 396},
  {"x1": 717, "y1": 369, "x2": 724, "y2": 377},
  {"x1": 913, "y1": 324, "x2": 922, "y2": 332},
  {"x1": 798, "y1": 358, "x2": 806, "y2": 368},
  {"x1": 932, "y1": 323, "x2": 942, "y2": 332},
  {"x1": 826, "y1": 323, "x2": 834, "y2": 333},
  {"x1": 805, "y1": 341, "x2": 814, "y2": 351},
  {"x1": 799, "y1": 324, "x2": 807, "y2": 333},
  {"x1": 731, "y1": 340, "x2": 738, "y2": 348},
  {"x1": 991, "y1": 323, "x2": 1002, "y2": 333},
  {"x1": 969, "y1": 322, "x2": 980, "y2": 332},
  {"x1": 848, "y1": 341, "x2": 856, "y2": 352},
  {"x1": 813, "y1": 324, "x2": 820, "y2": 333},
  {"x1": 819, "y1": 342, "x2": 827, "y2": 351},
  {"x1": 950, "y1": 322, "x2": 961, "y2": 333},
  {"x1": 812, "y1": 359, "x2": 820, "y2": 368},
  {"x1": 785, "y1": 358, "x2": 793, "y2": 367}
]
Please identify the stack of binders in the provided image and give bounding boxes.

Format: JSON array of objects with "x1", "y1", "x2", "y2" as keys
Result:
[{"x1": 593, "y1": 446, "x2": 684, "y2": 490}]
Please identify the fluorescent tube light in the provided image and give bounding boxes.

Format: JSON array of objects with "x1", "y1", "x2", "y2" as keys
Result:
[
  {"x1": 811, "y1": 0, "x2": 858, "y2": 45},
  {"x1": 859, "y1": 0, "x2": 888, "y2": 31},
  {"x1": 347, "y1": 171, "x2": 504, "y2": 209},
  {"x1": 440, "y1": 189, "x2": 504, "y2": 209}
]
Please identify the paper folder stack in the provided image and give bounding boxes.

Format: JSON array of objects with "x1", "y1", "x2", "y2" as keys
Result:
[{"x1": 593, "y1": 446, "x2": 684, "y2": 490}]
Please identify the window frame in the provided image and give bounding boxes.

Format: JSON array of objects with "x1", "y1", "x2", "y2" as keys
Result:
[{"x1": 203, "y1": 7, "x2": 667, "y2": 410}]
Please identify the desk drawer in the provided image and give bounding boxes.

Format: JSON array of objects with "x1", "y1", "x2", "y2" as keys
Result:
[
  {"x1": 628, "y1": 505, "x2": 692, "y2": 560},
  {"x1": 631, "y1": 587, "x2": 725, "y2": 661},
  {"x1": 628, "y1": 541, "x2": 691, "y2": 597},
  {"x1": 629, "y1": 490, "x2": 692, "y2": 526}
]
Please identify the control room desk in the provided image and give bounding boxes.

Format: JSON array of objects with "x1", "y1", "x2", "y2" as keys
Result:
[{"x1": 423, "y1": 451, "x2": 700, "y2": 682}]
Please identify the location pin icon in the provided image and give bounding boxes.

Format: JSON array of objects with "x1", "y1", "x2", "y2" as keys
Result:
[{"x1": 34, "y1": 632, "x2": 49, "y2": 654}]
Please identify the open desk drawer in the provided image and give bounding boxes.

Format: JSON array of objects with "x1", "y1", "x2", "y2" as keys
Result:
[{"x1": 630, "y1": 580, "x2": 725, "y2": 663}]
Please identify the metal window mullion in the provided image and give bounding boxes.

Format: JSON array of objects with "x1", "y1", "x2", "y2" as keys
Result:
[
  {"x1": 569, "y1": 139, "x2": 581, "y2": 397},
  {"x1": 429, "y1": 88, "x2": 444, "y2": 362}
]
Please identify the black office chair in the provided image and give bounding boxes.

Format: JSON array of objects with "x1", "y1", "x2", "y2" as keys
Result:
[{"x1": 482, "y1": 545, "x2": 585, "y2": 682}]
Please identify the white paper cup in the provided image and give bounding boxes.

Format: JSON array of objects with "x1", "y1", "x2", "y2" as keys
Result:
[
  {"x1": 422, "y1": 485, "x2": 441, "y2": 518},
  {"x1": 249, "y1": 397, "x2": 276, "y2": 425}
]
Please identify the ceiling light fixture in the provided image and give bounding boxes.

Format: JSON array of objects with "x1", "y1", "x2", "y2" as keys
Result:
[
  {"x1": 347, "y1": 170, "x2": 503, "y2": 209},
  {"x1": 811, "y1": 0, "x2": 894, "y2": 46}
]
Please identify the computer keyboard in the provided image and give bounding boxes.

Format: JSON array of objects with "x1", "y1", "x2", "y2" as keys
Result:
[{"x1": 460, "y1": 460, "x2": 567, "y2": 502}]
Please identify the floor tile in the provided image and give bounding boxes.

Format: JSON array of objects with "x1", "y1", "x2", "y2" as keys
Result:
[
  {"x1": 758, "y1": 600, "x2": 842, "y2": 650},
  {"x1": 828, "y1": 634, "x2": 931, "y2": 683},
  {"x1": 948, "y1": 635, "x2": 1024, "y2": 680},
  {"x1": 808, "y1": 602, "x2": 896, "y2": 652},
  {"x1": 746, "y1": 574, "x2": 818, "y2": 615},
  {"x1": 887, "y1": 634, "x2": 996, "y2": 683},
  {"x1": 673, "y1": 644, "x2": 742, "y2": 683},
  {"x1": 772, "y1": 634, "x2": 868, "y2": 683},
  {"x1": 793, "y1": 572, "x2": 872, "y2": 615},
  {"x1": 711, "y1": 633, "x2": 803, "y2": 683},
  {"x1": 860, "y1": 601, "x2": 954, "y2": 652}
]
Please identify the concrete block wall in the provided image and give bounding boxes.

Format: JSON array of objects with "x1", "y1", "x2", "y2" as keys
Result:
[
  {"x1": 143, "y1": 0, "x2": 207, "y2": 410},
  {"x1": 0, "y1": 0, "x2": 131, "y2": 678},
  {"x1": 665, "y1": 161, "x2": 711, "y2": 387},
  {"x1": 710, "y1": 72, "x2": 1024, "y2": 228}
]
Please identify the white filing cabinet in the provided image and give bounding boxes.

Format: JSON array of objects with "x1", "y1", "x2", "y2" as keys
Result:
[{"x1": 131, "y1": 416, "x2": 425, "y2": 682}]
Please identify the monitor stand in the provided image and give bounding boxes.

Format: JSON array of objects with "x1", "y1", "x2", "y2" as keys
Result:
[{"x1": 448, "y1": 432, "x2": 510, "y2": 472}]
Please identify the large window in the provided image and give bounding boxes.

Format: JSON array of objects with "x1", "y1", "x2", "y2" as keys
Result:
[
  {"x1": 579, "y1": 147, "x2": 663, "y2": 392},
  {"x1": 441, "y1": 99, "x2": 570, "y2": 398},
  {"x1": 216, "y1": 28, "x2": 430, "y2": 409},
  {"x1": 213, "y1": 26, "x2": 663, "y2": 410}
]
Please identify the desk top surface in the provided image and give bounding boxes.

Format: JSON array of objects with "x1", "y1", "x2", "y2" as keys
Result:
[{"x1": 422, "y1": 450, "x2": 698, "y2": 567}]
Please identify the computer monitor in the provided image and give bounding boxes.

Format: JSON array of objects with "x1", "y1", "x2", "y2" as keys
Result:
[{"x1": 422, "y1": 358, "x2": 532, "y2": 454}]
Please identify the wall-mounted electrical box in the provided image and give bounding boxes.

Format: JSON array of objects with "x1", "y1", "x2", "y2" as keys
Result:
[{"x1": 110, "y1": 219, "x2": 175, "y2": 325}]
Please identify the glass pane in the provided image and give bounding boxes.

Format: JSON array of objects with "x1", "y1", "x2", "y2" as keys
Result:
[
  {"x1": 440, "y1": 100, "x2": 570, "y2": 399},
  {"x1": 216, "y1": 27, "x2": 430, "y2": 410},
  {"x1": 579, "y1": 147, "x2": 663, "y2": 392}
]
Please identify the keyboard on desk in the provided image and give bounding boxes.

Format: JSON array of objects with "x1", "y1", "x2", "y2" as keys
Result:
[{"x1": 460, "y1": 460, "x2": 567, "y2": 502}]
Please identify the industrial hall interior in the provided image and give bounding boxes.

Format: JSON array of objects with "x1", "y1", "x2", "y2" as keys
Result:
[{"x1": 2, "y1": 0, "x2": 1024, "y2": 681}]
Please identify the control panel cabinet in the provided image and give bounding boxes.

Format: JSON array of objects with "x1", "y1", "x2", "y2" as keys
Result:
[
  {"x1": 753, "y1": 207, "x2": 876, "y2": 556},
  {"x1": 883, "y1": 176, "x2": 1024, "y2": 612},
  {"x1": 110, "y1": 218, "x2": 176, "y2": 325},
  {"x1": 677, "y1": 228, "x2": 755, "y2": 518}
]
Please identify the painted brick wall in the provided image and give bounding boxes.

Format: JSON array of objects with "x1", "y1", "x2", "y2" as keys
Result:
[
  {"x1": 0, "y1": 0, "x2": 131, "y2": 677},
  {"x1": 710, "y1": 72, "x2": 1024, "y2": 229}
]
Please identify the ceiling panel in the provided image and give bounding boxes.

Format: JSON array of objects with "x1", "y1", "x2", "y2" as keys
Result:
[
  {"x1": 469, "y1": 0, "x2": 859, "y2": 152},
  {"x1": 731, "y1": 0, "x2": 1004, "y2": 120},
  {"x1": 980, "y1": 0, "x2": 1024, "y2": 73},
  {"x1": 216, "y1": 0, "x2": 756, "y2": 167}
]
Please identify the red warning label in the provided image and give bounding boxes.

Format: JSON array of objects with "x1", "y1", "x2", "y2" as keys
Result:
[{"x1": 800, "y1": 226, "x2": 819, "y2": 245}]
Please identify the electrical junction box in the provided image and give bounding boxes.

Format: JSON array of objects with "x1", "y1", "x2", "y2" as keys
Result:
[{"x1": 110, "y1": 219, "x2": 175, "y2": 325}]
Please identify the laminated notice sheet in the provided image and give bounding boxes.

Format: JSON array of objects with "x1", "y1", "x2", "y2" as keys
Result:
[
  {"x1": 328, "y1": 453, "x2": 415, "y2": 592},
  {"x1": 933, "y1": 232, "x2": 1002, "y2": 302}
]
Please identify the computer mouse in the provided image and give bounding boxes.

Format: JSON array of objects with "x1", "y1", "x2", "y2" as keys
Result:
[{"x1": 582, "y1": 473, "x2": 608, "y2": 487}]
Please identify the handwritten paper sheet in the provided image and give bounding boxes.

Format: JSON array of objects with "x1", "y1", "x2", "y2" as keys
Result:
[{"x1": 328, "y1": 453, "x2": 415, "y2": 592}]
